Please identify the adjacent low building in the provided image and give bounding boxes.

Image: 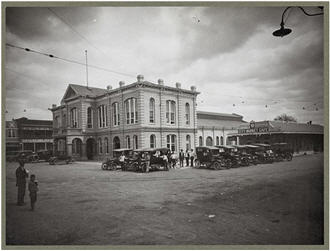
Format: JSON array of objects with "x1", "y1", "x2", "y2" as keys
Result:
[
  {"x1": 229, "y1": 120, "x2": 324, "y2": 155},
  {"x1": 5, "y1": 117, "x2": 54, "y2": 156}
]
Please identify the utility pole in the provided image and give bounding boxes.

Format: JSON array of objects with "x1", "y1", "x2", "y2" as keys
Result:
[{"x1": 85, "y1": 50, "x2": 89, "y2": 88}]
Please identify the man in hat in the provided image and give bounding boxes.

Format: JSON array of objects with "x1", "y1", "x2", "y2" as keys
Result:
[{"x1": 16, "y1": 160, "x2": 29, "y2": 206}]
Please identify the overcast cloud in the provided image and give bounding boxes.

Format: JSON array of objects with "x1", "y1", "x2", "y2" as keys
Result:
[{"x1": 5, "y1": 6, "x2": 324, "y2": 124}]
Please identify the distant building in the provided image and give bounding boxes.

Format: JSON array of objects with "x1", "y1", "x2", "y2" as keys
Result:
[
  {"x1": 229, "y1": 120, "x2": 324, "y2": 154},
  {"x1": 197, "y1": 111, "x2": 246, "y2": 146},
  {"x1": 5, "y1": 117, "x2": 53, "y2": 156},
  {"x1": 50, "y1": 75, "x2": 246, "y2": 160}
]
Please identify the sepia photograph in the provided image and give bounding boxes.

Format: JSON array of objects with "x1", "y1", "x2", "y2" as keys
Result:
[{"x1": 2, "y1": 2, "x2": 328, "y2": 248}]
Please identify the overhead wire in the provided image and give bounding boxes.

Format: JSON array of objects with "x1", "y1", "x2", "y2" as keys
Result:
[{"x1": 6, "y1": 43, "x2": 135, "y2": 78}]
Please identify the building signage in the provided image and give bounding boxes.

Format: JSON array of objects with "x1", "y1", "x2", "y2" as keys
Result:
[{"x1": 238, "y1": 127, "x2": 269, "y2": 134}]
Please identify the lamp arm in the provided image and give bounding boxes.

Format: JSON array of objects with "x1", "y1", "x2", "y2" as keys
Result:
[{"x1": 281, "y1": 6, "x2": 324, "y2": 25}]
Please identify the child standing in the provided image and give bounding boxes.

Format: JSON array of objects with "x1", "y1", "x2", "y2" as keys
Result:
[{"x1": 28, "y1": 174, "x2": 38, "y2": 211}]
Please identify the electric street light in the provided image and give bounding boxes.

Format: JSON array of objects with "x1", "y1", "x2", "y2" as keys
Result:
[{"x1": 273, "y1": 6, "x2": 324, "y2": 37}]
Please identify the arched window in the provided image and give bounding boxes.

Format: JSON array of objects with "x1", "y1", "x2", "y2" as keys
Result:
[
  {"x1": 70, "y1": 108, "x2": 78, "y2": 128},
  {"x1": 124, "y1": 98, "x2": 138, "y2": 124},
  {"x1": 216, "y1": 136, "x2": 220, "y2": 146},
  {"x1": 206, "y1": 137, "x2": 213, "y2": 146},
  {"x1": 166, "y1": 100, "x2": 176, "y2": 124},
  {"x1": 112, "y1": 102, "x2": 120, "y2": 126},
  {"x1": 98, "y1": 138, "x2": 103, "y2": 154},
  {"x1": 186, "y1": 135, "x2": 191, "y2": 150},
  {"x1": 87, "y1": 107, "x2": 93, "y2": 128},
  {"x1": 150, "y1": 134, "x2": 156, "y2": 148},
  {"x1": 126, "y1": 136, "x2": 131, "y2": 148},
  {"x1": 199, "y1": 136, "x2": 203, "y2": 146},
  {"x1": 149, "y1": 98, "x2": 155, "y2": 123},
  {"x1": 133, "y1": 135, "x2": 138, "y2": 149},
  {"x1": 113, "y1": 136, "x2": 120, "y2": 149},
  {"x1": 98, "y1": 105, "x2": 108, "y2": 128},
  {"x1": 185, "y1": 103, "x2": 190, "y2": 125},
  {"x1": 104, "y1": 137, "x2": 109, "y2": 154},
  {"x1": 72, "y1": 138, "x2": 82, "y2": 155},
  {"x1": 166, "y1": 134, "x2": 177, "y2": 152},
  {"x1": 220, "y1": 136, "x2": 224, "y2": 145}
]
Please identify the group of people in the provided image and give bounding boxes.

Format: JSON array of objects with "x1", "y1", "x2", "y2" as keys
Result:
[
  {"x1": 179, "y1": 149, "x2": 196, "y2": 168},
  {"x1": 15, "y1": 160, "x2": 39, "y2": 211}
]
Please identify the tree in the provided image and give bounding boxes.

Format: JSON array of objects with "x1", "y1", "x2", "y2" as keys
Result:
[{"x1": 274, "y1": 114, "x2": 297, "y2": 122}]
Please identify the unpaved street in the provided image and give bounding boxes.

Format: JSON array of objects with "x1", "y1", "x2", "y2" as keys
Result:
[{"x1": 5, "y1": 154, "x2": 324, "y2": 245}]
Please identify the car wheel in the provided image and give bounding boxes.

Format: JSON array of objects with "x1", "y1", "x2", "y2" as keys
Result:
[
  {"x1": 101, "y1": 163, "x2": 108, "y2": 170},
  {"x1": 195, "y1": 160, "x2": 200, "y2": 168}
]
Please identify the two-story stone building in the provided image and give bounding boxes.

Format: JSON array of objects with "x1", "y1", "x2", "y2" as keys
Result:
[{"x1": 51, "y1": 75, "x2": 200, "y2": 160}]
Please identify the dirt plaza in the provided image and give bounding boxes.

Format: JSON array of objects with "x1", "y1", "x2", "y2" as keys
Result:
[{"x1": 5, "y1": 154, "x2": 324, "y2": 246}]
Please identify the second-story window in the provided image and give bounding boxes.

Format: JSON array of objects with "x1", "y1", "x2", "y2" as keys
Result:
[
  {"x1": 87, "y1": 107, "x2": 93, "y2": 128},
  {"x1": 149, "y1": 98, "x2": 155, "y2": 123},
  {"x1": 70, "y1": 108, "x2": 78, "y2": 128},
  {"x1": 126, "y1": 135, "x2": 131, "y2": 148},
  {"x1": 185, "y1": 103, "x2": 190, "y2": 125},
  {"x1": 125, "y1": 98, "x2": 138, "y2": 125},
  {"x1": 8, "y1": 128, "x2": 15, "y2": 138},
  {"x1": 166, "y1": 100, "x2": 176, "y2": 125},
  {"x1": 98, "y1": 105, "x2": 108, "y2": 128},
  {"x1": 112, "y1": 102, "x2": 120, "y2": 126}
]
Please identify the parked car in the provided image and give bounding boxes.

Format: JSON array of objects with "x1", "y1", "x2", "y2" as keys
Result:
[
  {"x1": 49, "y1": 152, "x2": 74, "y2": 165},
  {"x1": 8, "y1": 150, "x2": 39, "y2": 163},
  {"x1": 195, "y1": 146, "x2": 228, "y2": 170},
  {"x1": 252, "y1": 143, "x2": 275, "y2": 163},
  {"x1": 271, "y1": 143, "x2": 293, "y2": 161},
  {"x1": 101, "y1": 148, "x2": 133, "y2": 171},
  {"x1": 133, "y1": 148, "x2": 170, "y2": 173},
  {"x1": 37, "y1": 150, "x2": 53, "y2": 161},
  {"x1": 233, "y1": 145, "x2": 254, "y2": 166},
  {"x1": 215, "y1": 145, "x2": 241, "y2": 168}
]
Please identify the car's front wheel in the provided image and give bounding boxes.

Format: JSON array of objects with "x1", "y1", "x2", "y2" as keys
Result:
[
  {"x1": 101, "y1": 163, "x2": 108, "y2": 170},
  {"x1": 194, "y1": 160, "x2": 200, "y2": 168}
]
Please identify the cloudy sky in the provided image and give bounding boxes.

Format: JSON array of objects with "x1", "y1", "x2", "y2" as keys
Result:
[{"x1": 5, "y1": 5, "x2": 324, "y2": 124}]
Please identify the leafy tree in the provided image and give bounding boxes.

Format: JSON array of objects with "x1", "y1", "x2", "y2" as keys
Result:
[{"x1": 274, "y1": 114, "x2": 297, "y2": 122}]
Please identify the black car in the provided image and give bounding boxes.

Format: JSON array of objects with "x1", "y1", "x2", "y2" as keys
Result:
[
  {"x1": 252, "y1": 143, "x2": 275, "y2": 163},
  {"x1": 49, "y1": 152, "x2": 74, "y2": 165},
  {"x1": 271, "y1": 143, "x2": 293, "y2": 161},
  {"x1": 133, "y1": 148, "x2": 170, "y2": 172},
  {"x1": 101, "y1": 148, "x2": 133, "y2": 171},
  {"x1": 215, "y1": 145, "x2": 241, "y2": 168},
  {"x1": 37, "y1": 150, "x2": 53, "y2": 161},
  {"x1": 9, "y1": 150, "x2": 39, "y2": 163},
  {"x1": 195, "y1": 146, "x2": 228, "y2": 170}
]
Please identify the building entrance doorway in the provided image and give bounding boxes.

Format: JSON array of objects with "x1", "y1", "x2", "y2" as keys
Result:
[{"x1": 86, "y1": 138, "x2": 96, "y2": 160}]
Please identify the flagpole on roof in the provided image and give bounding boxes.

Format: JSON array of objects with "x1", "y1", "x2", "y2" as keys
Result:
[{"x1": 85, "y1": 50, "x2": 89, "y2": 88}]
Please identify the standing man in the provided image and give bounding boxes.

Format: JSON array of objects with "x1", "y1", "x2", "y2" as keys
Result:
[
  {"x1": 185, "y1": 150, "x2": 190, "y2": 167},
  {"x1": 190, "y1": 149, "x2": 195, "y2": 167},
  {"x1": 16, "y1": 160, "x2": 29, "y2": 206},
  {"x1": 179, "y1": 149, "x2": 184, "y2": 168}
]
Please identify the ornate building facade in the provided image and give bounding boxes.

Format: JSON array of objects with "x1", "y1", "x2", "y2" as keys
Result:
[{"x1": 50, "y1": 75, "x2": 200, "y2": 160}]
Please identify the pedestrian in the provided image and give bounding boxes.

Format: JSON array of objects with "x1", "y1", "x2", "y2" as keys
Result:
[
  {"x1": 15, "y1": 160, "x2": 29, "y2": 206},
  {"x1": 167, "y1": 151, "x2": 172, "y2": 169},
  {"x1": 162, "y1": 153, "x2": 169, "y2": 170},
  {"x1": 28, "y1": 174, "x2": 38, "y2": 211},
  {"x1": 179, "y1": 149, "x2": 184, "y2": 167},
  {"x1": 119, "y1": 152, "x2": 126, "y2": 170},
  {"x1": 190, "y1": 149, "x2": 195, "y2": 167},
  {"x1": 185, "y1": 150, "x2": 190, "y2": 167},
  {"x1": 170, "y1": 152, "x2": 177, "y2": 169}
]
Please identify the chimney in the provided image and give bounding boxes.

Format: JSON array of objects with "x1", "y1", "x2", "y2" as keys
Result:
[
  {"x1": 106, "y1": 85, "x2": 112, "y2": 91},
  {"x1": 52, "y1": 104, "x2": 57, "y2": 109},
  {"x1": 137, "y1": 74, "x2": 144, "y2": 83},
  {"x1": 119, "y1": 81, "x2": 125, "y2": 88},
  {"x1": 190, "y1": 86, "x2": 196, "y2": 92},
  {"x1": 175, "y1": 82, "x2": 181, "y2": 89},
  {"x1": 158, "y1": 79, "x2": 164, "y2": 85}
]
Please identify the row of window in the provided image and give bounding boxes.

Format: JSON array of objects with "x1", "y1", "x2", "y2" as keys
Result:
[
  {"x1": 62, "y1": 98, "x2": 192, "y2": 129},
  {"x1": 198, "y1": 136, "x2": 224, "y2": 146}
]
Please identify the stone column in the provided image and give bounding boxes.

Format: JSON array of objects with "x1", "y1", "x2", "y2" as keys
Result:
[
  {"x1": 67, "y1": 143, "x2": 72, "y2": 156},
  {"x1": 81, "y1": 143, "x2": 87, "y2": 160}
]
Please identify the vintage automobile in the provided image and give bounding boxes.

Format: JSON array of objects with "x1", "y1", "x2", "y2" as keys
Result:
[
  {"x1": 233, "y1": 145, "x2": 254, "y2": 166},
  {"x1": 37, "y1": 150, "x2": 53, "y2": 162},
  {"x1": 133, "y1": 148, "x2": 171, "y2": 172},
  {"x1": 244, "y1": 145, "x2": 262, "y2": 165},
  {"x1": 195, "y1": 146, "x2": 228, "y2": 170},
  {"x1": 49, "y1": 152, "x2": 74, "y2": 165},
  {"x1": 9, "y1": 150, "x2": 40, "y2": 163},
  {"x1": 252, "y1": 143, "x2": 275, "y2": 163},
  {"x1": 215, "y1": 145, "x2": 242, "y2": 168},
  {"x1": 101, "y1": 148, "x2": 133, "y2": 171},
  {"x1": 271, "y1": 143, "x2": 293, "y2": 161}
]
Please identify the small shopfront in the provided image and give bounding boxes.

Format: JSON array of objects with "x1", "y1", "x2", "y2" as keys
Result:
[{"x1": 229, "y1": 120, "x2": 324, "y2": 155}]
